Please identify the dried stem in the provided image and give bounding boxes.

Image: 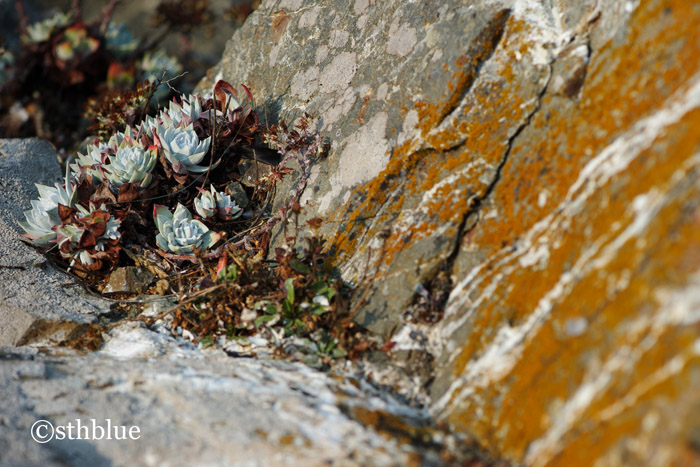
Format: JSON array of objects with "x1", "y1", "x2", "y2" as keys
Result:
[
  {"x1": 71, "y1": 0, "x2": 83, "y2": 21},
  {"x1": 99, "y1": 0, "x2": 122, "y2": 34},
  {"x1": 15, "y1": 0, "x2": 28, "y2": 36}
]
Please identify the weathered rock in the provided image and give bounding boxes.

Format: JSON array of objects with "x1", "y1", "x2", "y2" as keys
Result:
[
  {"x1": 103, "y1": 267, "x2": 155, "y2": 295},
  {"x1": 431, "y1": 2, "x2": 700, "y2": 465},
  {"x1": 201, "y1": 0, "x2": 549, "y2": 337},
  {"x1": 0, "y1": 329, "x2": 437, "y2": 466},
  {"x1": 226, "y1": 180, "x2": 250, "y2": 207},
  {"x1": 0, "y1": 139, "x2": 111, "y2": 347},
  {"x1": 203, "y1": 0, "x2": 700, "y2": 464}
]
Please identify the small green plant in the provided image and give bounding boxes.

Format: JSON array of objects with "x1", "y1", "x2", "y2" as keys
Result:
[{"x1": 199, "y1": 335, "x2": 215, "y2": 348}]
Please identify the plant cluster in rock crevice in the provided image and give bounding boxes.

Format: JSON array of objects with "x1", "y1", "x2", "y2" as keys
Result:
[{"x1": 19, "y1": 76, "x2": 372, "y2": 361}]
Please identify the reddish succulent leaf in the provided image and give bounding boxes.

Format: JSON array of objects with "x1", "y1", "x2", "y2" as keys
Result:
[
  {"x1": 240, "y1": 83, "x2": 254, "y2": 105},
  {"x1": 117, "y1": 183, "x2": 141, "y2": 203},
  {"x1": 58, "y1": 203, "x2": 75, "y2": 222},
  {"x1": 92, "y1": 183, "x2": 117, "y2": 204},
  {"x1": 214, "y1": 80, "x2": 238, "y2": 109},
  {"x1": 78, "y1": 230, "x2": 97, "y2": 249},
  {"x1": 76, "y1": 178, "x2": 96, "y2": 204}
]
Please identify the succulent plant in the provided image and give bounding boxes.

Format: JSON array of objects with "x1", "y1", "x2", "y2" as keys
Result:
[
  {"x1": 141, "y1": 94, "x2": 203, "y2": 139},
  {"x1": 75, "y1": 127, "x2": 153, "y2": 186},
  {"x1": 104, "y1": 23, "x2": 139, "y2": 58},
  {"x1": 19, "y1": 165, "x2": 77, "y2": 246},
  {"x1": 156, "y1": 123, "x2": 212, "y2": 174},
  {"x1": 0, "y1": 47, "x2": 15, "y2": 87},
  {"x1": 25, "y1": 12, "x2": 72, "y2": 44},
  {"x1": 55, "y1": 203, "x2": 121, "y2": 268},
  {"x1": 54, "y1": 25, "x2": 100, "y2": 63},
  {"x1": 76, "y1": 139, "x2": 108, "y2": 166},
  {"x1": 194, "y1": 185, "x2": 243, "y2": 220},
  {"x1": 161, "y1": 94, "x2": 203, "y2": 128},
  {"x1": 137, "y1": 50, "x2": 182, "y2": 102},
  {"x1": 154, "y1": 204, "x2": 220, "y2": 255},
  {"x1": 102, "y1": 143, "x2": 157, "y2": 188}
]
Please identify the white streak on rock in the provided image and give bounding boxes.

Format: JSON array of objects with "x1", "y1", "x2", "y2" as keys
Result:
[
  {"x1": 526, "y1": 271, "x2": 700, "y2": 465},
  {"x1": 433, "y1": 76, "x2": 700, "y2": 416}
]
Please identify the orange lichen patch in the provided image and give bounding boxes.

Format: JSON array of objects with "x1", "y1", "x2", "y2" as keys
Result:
[
  {"x1": 414, "y1": 9, "x2": 511, "y2": 137},
  {"x1": 552, "y1": 354, "x2": 700, "y2": 466},
  {"x1": 440, "y1": 0, "x2": 700, "y2": 460},
  {"x1": 449, "y1": 0, "x2": 700, "y2": 362},
  {"x1": 351, "y1": 17, "x2": 547, "y2": 270},
  {"x1": 328, "y1": 15, "x2": 536, "y2": 276},
  {"x1": 478, "y1": 0, "x2": 700, "y2": 247},
  {"x1": 327, "y1": 140, "x2": 426, "y2": 264},
  {"x1": 270, "y1": 10, "x2": 291, "y2": 43},
  {"x1": 446, "y1": 106, "x2": 700, "y2": 462}
]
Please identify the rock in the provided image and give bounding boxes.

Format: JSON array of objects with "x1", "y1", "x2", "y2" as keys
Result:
[
  {"x1": 0, "y1": 336, "x2": 438, "y2": 466},
  {"x1": 226, "y1": 180, "x2": 250, "y2": 207},
  {"x1": 0, "y1": 139, "x2": 111, "y2": 347},
  {"x1": 203, "y1": 0, "x2": 700, "y2": 464},
  {"x1": 103, "y1": 267, "x2": 155, "y2": 295},
  {"x1": 201, "y1": 1, "x2": 541, "y2": 337}
]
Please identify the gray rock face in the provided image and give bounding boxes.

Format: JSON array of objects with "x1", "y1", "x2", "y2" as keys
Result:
[
  {"x1": 203, "y1": 0, "x2": 700, "y2": 464},
  {"x1": 0, "y1": 139, "x2": 110, "y2": 347},
  {"x1": 0, "y1": 337, "x2": 432, "y2": 466},
  {"x1": 0, "y1": 138, "x2": 445, "y2": 465},
  {"x1": 200, "y1": 0, "x2": 548, "y2": 337}
]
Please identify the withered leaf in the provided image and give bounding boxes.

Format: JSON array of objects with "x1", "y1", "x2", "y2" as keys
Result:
[
  {"x1": 92, "y1": 183, "x2": 117, "y2": 204},
  {"x1": 79, "y1": 230, "x2": 97, "y2": 249},
  {"x1": 58, "y1": 203, "x2": 74, "y2": 222},
  {"x1": 117, "y1": 183, "x2": 141, "y2": 203}
]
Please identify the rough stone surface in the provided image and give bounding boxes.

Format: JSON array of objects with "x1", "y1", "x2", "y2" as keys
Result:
[
  {"x1": 204, "y1": 0, "x2": 700, "y2": 464},
  {"x1": 0, "y1": 334, "x2": 433, "y2": 466},
  {"x1": 0, "y1": 141, "x2": 443, "y2": 465},
  {"x1": 0, "y1": 139, "x2": 110, "y2": 347},
  {"x1": 103, "y1": 267, "x2": 155, "y2": 295},
  {"x1": 0, "y1": 332, "x2": 443, "y2": 462},
  {"x1": 201, "y1": 0, "x2": 547, "y2": 337}
]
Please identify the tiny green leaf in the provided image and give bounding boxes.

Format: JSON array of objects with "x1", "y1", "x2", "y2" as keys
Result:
[{"x1": 285, "y1": 278, "x2": 295, "y2": 305}]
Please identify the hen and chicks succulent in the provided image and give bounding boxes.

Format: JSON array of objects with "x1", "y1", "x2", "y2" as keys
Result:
[{"x1": 21, "y1": 80, "x2": 263, "y2": 271}]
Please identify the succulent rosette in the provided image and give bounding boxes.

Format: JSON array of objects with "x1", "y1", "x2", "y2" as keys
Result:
[
  {"x1": 156, "y1": 123, "x2": 213, "y2": 174},
  {"x1": 55, "y1": 203, "x2": 121, "y2": 268},
  {"x1": 104, "y1": 23, "x2": 139, "y2": 58},
  {"x1": 138, "y1": 50, "x2": 182, "y2": 102},
  {"x1": 25, "y1": 12, "x2": 72, "y2": 44},
  {"x1": 76, "y1": 139, "x2": 109, "y2": 167},
  {"x1": 20, "y1": 166, "x2": 77, "y2": 246},
  {"x1": 154, "y1": 204, "x2": 220, "y2": 255},
  {"x1": 142, "y1": 94, "x2": 204, "y2": 137},
  {"x1": 75, "y1": 126, "x2": 136, "y2": 168},
  {"x1": 102, "y1": 143, "x2": 157, "y2": 188},
  {"x1": 194, "y1": 185, "x2": 243, "y2": 221},
  {"x1": 162, "y1": 94, "x2": 203, "y2": 128}
]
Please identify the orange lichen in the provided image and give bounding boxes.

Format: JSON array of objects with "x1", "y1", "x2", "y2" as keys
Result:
[
  {"x1": 440, "y1": 0, "x2": 700, "y2": 463},
  {"x1": 270, "y1": 10, "x2": 291, "y2": 43}
]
